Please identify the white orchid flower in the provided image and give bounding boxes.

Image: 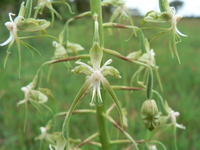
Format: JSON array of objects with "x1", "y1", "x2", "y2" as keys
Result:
[
  {"x1": 0, "y1": 13, "x2": 21, "y2": 46},
  {"x1": 170, "y1": 8, "x2": 187, "y2": 38},
  {"x1": 169, "y1": 108, "x2": 186, "y2": 130},
  {"x1": 72, "y1": 42, "x2": 121, "y2": 106},
  {"x1": 75, "y1": 59, "x2": 118, "y2": 106},
  {"x1": 17, "y1": 83, "x2": 32, "y2": 105}
]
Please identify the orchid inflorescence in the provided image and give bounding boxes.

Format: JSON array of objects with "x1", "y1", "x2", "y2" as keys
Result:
[{"x1": 1, "y1": 0, "x2": 187, "y2": 149}]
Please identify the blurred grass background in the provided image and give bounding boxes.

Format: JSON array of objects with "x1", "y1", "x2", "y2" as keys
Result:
[{"x1": 0, "y1": 8, "x2": 200, "y2": 150}]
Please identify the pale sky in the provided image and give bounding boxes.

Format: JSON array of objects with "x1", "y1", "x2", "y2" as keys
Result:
[{"x1": 125, "y1": 0, "x2": 200, "y2": 17}]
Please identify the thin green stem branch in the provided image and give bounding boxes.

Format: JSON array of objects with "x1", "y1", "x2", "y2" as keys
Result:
[
  {"x1": 75, "y1": 132, "x2": 99, "y2": 148},
  {"x1": 103, "y1": 113, "x2": 139, "y2": 150},
  {"x1": 103, "y1": 48, "x2": 151, "y2": 68}
]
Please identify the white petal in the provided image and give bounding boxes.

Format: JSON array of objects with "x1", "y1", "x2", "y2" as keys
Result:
[
  {"x1": 97, "y1": 85, "x2": 103, "y2": 104},
  {"x1": 0, "y1": 34, "x2": 14, "y2": 46},
  {"x1": 90, "y1": 86, "x2": 97, "y2": 107},
  {"x1": 176, "y1": 28, "x2": 187, "y2": 37},
  {"x1": 100, "y1": 59, "x2": 113, "y2": 71},
  {"x1": 8, "y1": 13, "x2": 16, "y2": 23},
  {"x1": 17, "y1": 99, "x2": 26, "y2": 105},
  {"x1": 75, "y1": 60, "x2": 94, "y2": 72},
  {"x1": 0, "y1": 21, "x2": 17, "y2": 46},
  {"x1": 52, "y1": 41, "x2": 59, "y2": 47},
  {"x1": 40, "y1": 127, "x2": 47, "y2": 133},
  {"x1": 176, "y1": 123, "x2": 186, "y2": 129}
]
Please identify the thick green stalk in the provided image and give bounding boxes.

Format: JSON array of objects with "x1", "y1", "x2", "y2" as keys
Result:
[
  {"x1": 90, "y1": 0, "x2": 110, "y2": 149},
  {"x1": 96, "y1": 101, "x2": 111, "y2": 150}
]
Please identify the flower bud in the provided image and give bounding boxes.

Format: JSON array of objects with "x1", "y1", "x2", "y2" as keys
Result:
[{"x1": 141, "y1": 99, "x2": 160, "y2": 131}]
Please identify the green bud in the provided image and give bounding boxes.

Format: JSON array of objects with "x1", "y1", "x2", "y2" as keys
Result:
[
  {"x1": 141, "y1": 99, "x2": 160, "y2": 131},
  {"x1": 144, "y1": 10, "x2": 172, "y2": 23},
  {"x1": 126, "y1": 51, "x2": 142, "y2": 60},
  {"x1": 66, "y1": 41, "x2": 84, "y2": 54},
  {"x1": 17, "y1": 18, "x2": 50, "y2": 32}
]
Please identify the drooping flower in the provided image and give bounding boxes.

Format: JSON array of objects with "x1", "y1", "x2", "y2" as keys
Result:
[
  {"x1": 34, "y1": 0, "x2": 61, "y2": 21},
  {"x1": 143, "y1": 1, "x2": 187, "y2": 63}
]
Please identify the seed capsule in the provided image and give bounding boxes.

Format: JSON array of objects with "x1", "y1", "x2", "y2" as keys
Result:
[{"x1": 141, "y1": 99, "x2": 160, "y2": 131}]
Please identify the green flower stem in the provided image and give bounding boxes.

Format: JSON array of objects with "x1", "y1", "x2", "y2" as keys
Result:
[
  {"x1": 96, "y1": 101, "x2": 111, "y2": 150},
  {"x1": 75, "y1": 132, "x2": 99, "y2": 148},
  {"x1": 19, "y1": 35, "x2": 59, "y2": 41},
  {"x1": 67, "y1": 11, "x2": 91, "y2": 24},
  {"x1": 110, "y1": 139, "x2": 131, "y2": 144},
  {"x1": 61, "y1": 11, "x2": 91, "y2": 43},
  {"x1": 54, "y1": 109, "x2": 96, "y2": 117},
  {"x1": 149, "y1": 140, "x2": 167, "y2": 150},
  {"x1": 103, "y1": 22, "x2": 139, "y2": 30},
  {"x1": 52, "y1": 54, "x2": 90, "y2": 64},
  {"x1": 102, "y1": 113, "x2": 139, "y2": 150},
  {"x1": 111, "y1": 85, "x2": 144, "y2": 91},
  {"x1": 152, "y1": 90, "x2": 168, "y2": 115},
  {"x1": 102, "y1": 48, "x2": 151, "y2": 68},
  {"x1": 51, "y1": 1, "x2": 74, "y2": 14},
  {"x1": 90, "y1": 0, "x2": 111, "y2": 149}
]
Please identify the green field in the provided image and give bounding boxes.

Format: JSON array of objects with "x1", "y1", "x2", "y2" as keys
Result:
[{"x1": 0, "y1": 16, "x2": 199, "y2": 150}]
